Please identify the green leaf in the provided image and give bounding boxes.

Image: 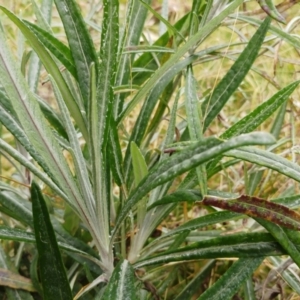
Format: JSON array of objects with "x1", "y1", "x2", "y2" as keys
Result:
[
  {"x1": 0, "y1": 191, "x2": 33, "y2": 226},
  {"x1": 198, "y1": 257, "x2": 264, "y2": 300},
  {"x1": 31, "y1": 181, "x2": 73, "y2": 300},
  {"x1": 258, "y1": 0, "x2": 286, "y2": 23},
  {"x1": 0, "y1": 24, "x2": 95, "y2": 229},
  {"x1": 131, "y1": 142, "x2": 148, "y2": 186},
  {"x1": 164, "y1": 211, "x2": 239, "y2": 238},
  {"x1": 53, "y1": 0, "x2": 98, "y2": 106},
  {"x1": 203, "y1": 195, "x2": 300, "y2": 231},
  {"x1": 243, "y1": 277, "x2": 256, "y2": 300},
  {"x1": 27, "y1": 0, "x2": 53, "y2": 92},
  {"x1": 49, "y1": 75, "x2": 97, "y2": 238},
  {"x1": 88, "y1": 0, "x2": 120, "y2": 274},
  {"x1": 24, "y1": 21, "x2": 77, "y2": 78},
  {"x1": 202, "y1": 17, "x2": 271, "y2": 131},
  {"x1": 95, "y1": 0, "x2": 119, "y2": 151},
  {"x1": 221, "y1": 80, "x2": 300, "y2": 139},
  {"x1": 123, "y1": 55, "x2": 198, "y2": 182},
  {"x1": 174, "y1": 260, "x2": 215, "y2": 300},
  {"x1": 185, "y1": 66, "x2": 207, "y2": 195},
  {"x1": 139, "y1": 0, "x2": 185, "y2": 41},
  {"x1": 102, "y1": 260, "x2": 137, "y2": 300},
  {"x1": 109, "y1": 118, "x2": 124, "y2": 186},
  {"x1": 134, "y1": 232, "x2": 282, "y2": 268},
  {"x1": 0, "y1": 138, "x2": 66, "y2": 201},
  {"x1": 0, "y1": 6, "x2": 88, "y2": 140},
  {"x1": 236, "y1": 15, "x2": 300, "y2": 49},
  {"x1": 147, "y1": 189, "x2": 202, "y2": 210},
  {"x1": 225, "y1": 147, "x2": 300, "y2": 182},
  {"x1": 256, "y1": 219, "x2": 300, "y2": 268},
  {"x1": 113, "y1": 132, "x2": 275, "y2": 238},
  {"x1": 0, "y1": 226, "x2": 98, "y2": 260},
  {"x1": 114, "y1": 0, "x2": 151, "y2": 116},
  {"x1": 0, "y1": 268, "x2": 36, "y2": 292},
  {"x1": 119, "y1": 0, "x2": 244, "y2": 123}
]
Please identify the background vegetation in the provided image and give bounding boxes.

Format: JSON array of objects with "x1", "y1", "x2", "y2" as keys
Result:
[{"x1": 0, "y1": 0, "x2": 299, "y2": 299}]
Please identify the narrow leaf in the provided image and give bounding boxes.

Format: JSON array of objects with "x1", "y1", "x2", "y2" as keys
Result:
[
  {"x1": 95, "y1": 0, "x2": 119, "y2": 151},
  {"x1": 202, "y1": 17, "x2": 271, "y2": 131},
  {"x1": 0, "y1": 23, "x2": 93, "y2": 227},
  {"x1": 236, "y1": 15, "x2": 300, "y2": 49},
  {"x1": 147, "y1": 189, "x2": 202, "y2": 210},
  {"x1": 175, "y1": 260, "x2": 215, "y2": 300},
  {"x1": 203, "y1": 195, "x2": 300, "y2": 231},
  {"x1": 0, "y1": 6, "x2": 87, "y2": 139},
  {"x1": 225, "y1": 147, "x2": 300, "y2": 182},
  {"x1": 134, "y1": 232, "x2": 282, "y2": 268},
  {"x1": 131, "y1": 142, "x2": 148, "y2": 186},
  {"x1": 221, "y1": 80, "x2": 300, "y2": 139},
  {"x1": 258, "y1": 0, "x2": 286, "y2": 23},
  {"x1": 119, "y1": 0, "x2": 244, "y2": 122},
  {"x1": 31, "y1": 181, "x2": 73, "y2": 300},
  {"x1": 0, "y1": 138, "x2": 67, "y2": 201},
  {"x1": 113, "y1": 132, "x2": 275, "y2": 238},
  {"x1": 53, "y1": 0, "x2": 98, "y2": 105},
  {"x1": 24, "y1": 21, "x2": 76, "y2": 78},
  {"x1": 102, "y1": 260, "x2": 137, "y2": 300},
  {"x1": 256, "y1": 219, "x2": 300, "y2": 268},
  {"x1": 27, "y1": 0, "x2": 53, "y2": 92},
  {"x1": 50, "y1": 75, "x2": 97, "y2": 237},
  {"x1": 198, "y1": 257, "x2": 264, "y2": 300},
  {"x1": 0, "y1": 226, "x2": 98, "y2": 260},
  {"x1": 185, "y1": 66, "x2": 207, "y2": 195},
  {"x1": 114, "y1": 0, "x2": 151, "y2": 116},
  {"x1": 0, "y1": 268, "x2": 36, "y2": 292}
]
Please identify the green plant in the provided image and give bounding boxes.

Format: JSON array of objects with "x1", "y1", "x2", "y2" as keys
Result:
[{"x1": 0, "y1": 0, "x2": 299, "y2": 299}]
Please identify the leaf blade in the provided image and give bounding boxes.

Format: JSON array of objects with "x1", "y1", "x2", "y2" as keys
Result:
[
  {"x1": 202, "y1": 17, "x2": 271, "y2": 131},
  {"x1": 31, "y1": 182, "x2": 72, "y2": 300},
  {"x1": 113, "y1": 132, "x2": 275, "y2": 238}
]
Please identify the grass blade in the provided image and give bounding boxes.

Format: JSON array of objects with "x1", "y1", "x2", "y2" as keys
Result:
[
  {"x1": 202, "y1": 17, "x2": 271, "y2": 131},
  {"x1": 198, "y1": 257, "x2": 264, "y2": 300},
  {"x1": 31, "y1": 182, "x2": 72, "y2": 300}
]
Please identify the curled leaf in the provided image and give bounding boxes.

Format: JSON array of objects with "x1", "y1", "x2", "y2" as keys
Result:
[
  {"x1": 258, "y1": 0, "x2": 286, "y2": 24},
  {"x1": 203, "y1": 195, "x2": 300, "y2": 230}
]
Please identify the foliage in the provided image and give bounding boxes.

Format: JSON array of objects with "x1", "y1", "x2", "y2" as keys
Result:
[{"x1": 0, "y1": 0, "x2": 299, "y2": 299}]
